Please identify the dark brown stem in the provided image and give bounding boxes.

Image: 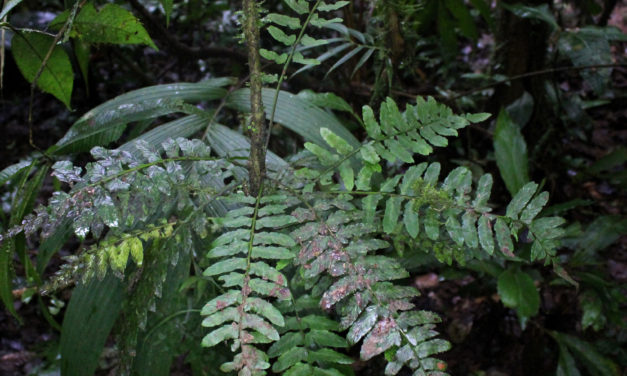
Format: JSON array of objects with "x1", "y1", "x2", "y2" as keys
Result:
[
  {"x1": 452, "y1": 63, "x2": 627, "y2": 100},
  {"x1": 242, "y1": 0, "x2": 266, "y2": 196}
]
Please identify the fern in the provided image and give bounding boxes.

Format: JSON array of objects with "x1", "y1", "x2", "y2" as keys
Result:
[
  {"x1": 200, "y1": 191, "x2": 297, "y2": 375},
  {"x1": 0, "y1": 1, "x2": 579, "y2": 374},
  {"x1": 292, "y1": 22, "x2": 380, "y2": 78}
]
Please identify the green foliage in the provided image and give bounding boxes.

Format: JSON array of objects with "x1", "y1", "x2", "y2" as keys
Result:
[
  {"x1": 6, "y1": 1, "x2": 156, "y2": 107},
  {"x1": 0, "y1": 84, "x2": 566, "y2": 374},
  {"x1": 49, "y1": 3, "x2": 157, "y2": 48},
  {"x1": 494, "y1": 108, "x2": 529, "y2": 196},
  {"x1": 11, "y1": 31, "x2": 74, "y2": 107},
  {"x1": 6, "y1": 0, "x2": 621, "y2": 374},
  {"x1": 497, "y1": 267, "x2": 540, "y2": 323}
]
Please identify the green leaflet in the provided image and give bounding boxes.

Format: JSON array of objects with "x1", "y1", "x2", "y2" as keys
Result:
[
  {"x1": 383, "y1": 196, "x2": 402, "y2": 234},
  {"x1": 268, "y1": 25, "x2": 296, "y2": 45},
  {"x1": 274, "y1": 347, "x2": 309, "y2": 372},
  {"x1": 265, "y1": 13, "x2": 301, "y2": 29},
  {"x1": 11, "y1": 31, "x2": 73, "y2": 108},
  {"x1": 321, "y1": 128, "x2": 353, "y2": 155},
  {"x1": 520, "y1": 191, "x2": 549, "y2": 224},
  {"x1": 403, "y1": 201, "x2": 419, "y2": 239},
  {"x1": 497, "y1": 268, "x2": 540, "y2": 320},
  {"x1": 50, "y1": 3, "x2": 157, "y2": 49},
  {"x1": 284, "y1": 0, "x2": 309, "y2": 14},
  {"x1": 494, "y1": 109, "x2": 530, "y2": 196},
  {"x1": 477, "y1": 215, "x2": 494, "y2": 254},
  {"x1": 494, "y1": 218, "x2": 514, "y2": 257},
  {"x1": 506, "y1": 182, "x2": 538, "y2": 219}
]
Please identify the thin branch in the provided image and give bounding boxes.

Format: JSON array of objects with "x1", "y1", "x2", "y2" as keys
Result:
[{"x1": 451, "y1": 63, "x2": 627, "y2": 100}]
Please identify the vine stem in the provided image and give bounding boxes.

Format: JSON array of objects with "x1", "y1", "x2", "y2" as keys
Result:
[{"x1": 26, "y1": 0, "x2": 86, "y2": 153}]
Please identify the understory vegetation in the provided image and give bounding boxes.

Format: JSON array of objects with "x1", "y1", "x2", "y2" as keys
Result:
[{"x1": 0, "y1": 0, "x2": 625, "y2": 375}]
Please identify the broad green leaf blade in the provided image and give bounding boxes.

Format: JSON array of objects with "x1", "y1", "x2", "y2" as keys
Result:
[
  {"x1": 51, "y1": 3, "x2": 157, "y2": 49},
  {"x1": 494, "y1": 108, "x2": 529, "y2": 196},
  {"x1": 37, "y1": 219, "x2": 73, "y2": 273},
  {"x1": 12, "y1": 31, "x2": 73, "y2": 108},
  {"x1": 0, "y1": 160, "x2": 33, "y2": 187},
  {"x1": 52, "y1": 79, "x2": 232, "y2": 154},
  {"x1": 60, "y1": 273, "x2": 125, "y2": 376},
  {"x1": 117, "y1": 115, "x2": 206, "y2": 154},
  {"x1": 205, "y1": 123, "x2": 289, "y2": 176},
  {"x1": 225, "y1": 88, "x2": 359, "y2": 150},
  {"x1": 497, "y1": 268, "x2": 539, "y2": 319}
]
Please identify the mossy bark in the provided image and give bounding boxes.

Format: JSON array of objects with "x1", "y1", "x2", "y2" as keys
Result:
[{"x1": 243, "y1": 0, "x2": 266, "y2": 196}]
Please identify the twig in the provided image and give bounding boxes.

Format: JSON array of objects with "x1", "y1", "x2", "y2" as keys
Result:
[
  {"x1": 27, "y1": 0, "x2": 86, "y2": 155},
  {"x1": 450, "y1": 63, "x2": 627, "y2": 100}
]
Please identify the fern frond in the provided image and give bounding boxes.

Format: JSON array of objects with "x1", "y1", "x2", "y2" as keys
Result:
[
  {"x1": 268, "y1": 295, "x2": 352, "y2": 375},
  {"x1": 292, "y1": 22, "x2": 380, "y2": 78},
  {"x1": 287, "y1": 193, "x2": 450, "y2": 374},
  {"x1": 201, "y1": 191, "x2": 299, "y2": 375},
  {"x1": 303, "y1": 96, "x2": 562, "y2": 264}
]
